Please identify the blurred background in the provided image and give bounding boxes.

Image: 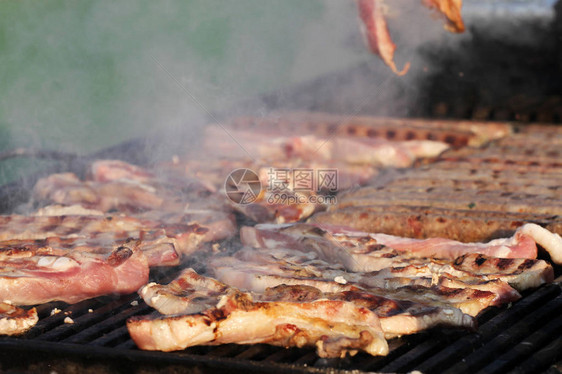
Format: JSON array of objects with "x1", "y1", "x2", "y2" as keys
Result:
[
  {"x1": 1, "y1": 0, "x2": 561, "y2": 184},
  {"x1": 0, "y1": 1, "x2": 361, "y2": 183},
  {"x1": 0, "y1": 1, "x2": 367, "y2": 152}
]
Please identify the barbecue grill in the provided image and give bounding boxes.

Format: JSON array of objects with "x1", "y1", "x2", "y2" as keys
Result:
[{"x1": 1, "y1": 1, "x2": 562, "y2": 373}]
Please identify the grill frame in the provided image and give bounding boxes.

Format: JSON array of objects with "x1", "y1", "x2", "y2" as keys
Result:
[
  {"x1": 0, "y1": 121, "x2": 562, "y2": 373},
  {"x1": 0, "y1": 272, "x2": 560, "y2": 374},
  {"x1": 1, "y1": 18, "x2": 562, "y2": 368}
]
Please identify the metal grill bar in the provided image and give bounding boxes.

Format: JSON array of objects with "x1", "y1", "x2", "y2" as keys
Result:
[
  {"x1": 415, "y1": 284, "x2": 561, "y2": 374},
  {"x1": 443, "y1": 293, "x2": 562, "y2": 374},
  {"x1": 0, "y1": 273, "x2": 558, "y2": 374},
  {"x1": 479, "y1": 313, "x2": 562, "y2": 374}
]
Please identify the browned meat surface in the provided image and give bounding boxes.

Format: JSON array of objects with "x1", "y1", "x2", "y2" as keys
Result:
[
  {"x1": 129, "y1": 271, "x2": 389, "y2": 358},
  {"x1": 357, "y1": 0, "x2": 410, "y2": 75},
  {"x1": 0, "y1": 303, "x2": 38, "y2": 336},
  {"x1": 357, "y1": 0, "x2": 464, "y2": 74},
  {"x1": 318, "y1": 125, "x2": 562, "y2": 243},
  {"x1": 209, "y1": 249, "x2": 501, "y2": 317},
  {"x1": 0, "y1": 210, "x2": 236, "y2": 266},
  {"x1": 226, "y1": 112, "x2": 511, "y2": 147},
  {"x1": 310, "y1": 205, "x2": 562, "y2": 242},
  {"x1": 0, "y1": 241, "x2": 149, "y2": 305},
  {"x1": 242, "y1": 223, "x2": 559, "y2": 264},
  {"x1": 140, "y1": 268, "x2": 230, "y2": 315},
  {"x1": 423, "y1": 0, "x2": 464, "y2": 32},
  {"x1": 453, "y1": 254, "x2": 554, "y2": 291}
]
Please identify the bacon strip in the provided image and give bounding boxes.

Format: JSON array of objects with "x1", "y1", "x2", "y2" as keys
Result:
[
  {"x1": 422, "y1": 0, "x2": 465, "y2": 33},
  {"x1": 357, "y1": 0, "x2": 465, "y2": 74},
  {"x1": 357, "y1": 0, "x2": 410, "y2": 75},
  {"x1": 0, "y1": 242, "x2": 149, "y2": 305},
  {"x1": 209, "y1": 247, "x2": 513, "y2": 317},
  {"x1": 0, "y1": 303, "x2": 38, "y2": 335},
  {"x1": 130, "y1": 271, "x2": 389, "y2": 358},
  {"x1": 240, "y1": 223, "x2": 554, "y2": 293},
  {"x1": 0, "y1": 211, "x2": 236, "y2": 266}
]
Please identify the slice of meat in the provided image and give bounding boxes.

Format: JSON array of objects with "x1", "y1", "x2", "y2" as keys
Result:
[
  {"x1": 129, "y1": 273, "x2": 389, "y2": 358},
  {"x1": 33, "y1": 159, "x2": 232, "y2": 215},
  {"x1": 242, "y1": 223, "x2": 542, "y2": 263},
  {"x1": 33, "y1": 173, "x2": 164, "y2": 213},
  {"x1": 139, "y1": 268, "x2": 230, "y2": 315},
  {"x1": 357, "y1": 0, "x2": 464, "y2": 74},
  {"x1": 240, "y1": 223, "x2": 553, "y2": 295},
  {"x1": 0, "y1": 303, "x2": 38, "y2": 336},
  {"x1": 320, "y1": 222, "x2": 562, "y2": 264},
  {"x1": 309, "y1": 204, "x2": 562, "y2": 242},
  {"x1": 33, "y1": 173, "x2": 99, "y2": 207},
  {"x1": 422, "y1": 0, "x2": 464, "y2": 32},
  {"x1": 0, "y1": 233, "x2": 180, "y2": 268},
  {"x1": 0, "y1": 241, "x2": 149, "y2": 305},
  {"x1": 328, "y1": 227, "x2": 538, "y2": 260},
  {"x1": 453, "y1": 254, "x2": 555, "y2": 291},
  {"x1": 226, "y1": 112, "x2": 511, "y2": 147},
  {"x1": 209, "y1": 249, "x2": 502, "y2": 317},
  {"x1": 357, "y1": 0, "x2": 410, "y2": 75},
  {"x1": 264, "y1": 223, "x2": 554, "y2": 292},
  {"x1": 90, "y1": 159, "x2": 155, "y2": 183},
  {"x1": 0, "y1": 211, "x2": 236, "y2": 265},
  {"x1": 203, "y1": 125, "x2": 447, "y2": 167},
  {"x1": 208, "y1": 253, "x2": 477, "y2": 333},
  {"x1": 261, "y1": 285, "x2": 474, "y2": 339}
]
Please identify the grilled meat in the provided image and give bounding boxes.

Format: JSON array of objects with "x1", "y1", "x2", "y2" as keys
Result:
[
  {"x1": 243, "y1": 223, "x2": 548, "y2": 262},
  {"x1": 240, "y1": 223, "x2": 553, "y2": 292},
  {"x1": 209, "y1": 246, "x2": 513, "y2": 317},
  {"x1": 204, "y1": 125, "x2": 449, "y2": 167},
  {"x1": 227, "y1": 112, "x2": 511, "y2": 147},
  {"x1": 309, "y1": 204, "x2": 562, "y2": 242},
  {"x1": 0, "y1": 303, "x2": 38, "y2": 336},
  {"x1": 140, "y1": 268, "x2": 230, "y2": 315},
  {"x1": 453, "y1": 254, "x2": 554, "y2": 291},
  {"x1": 129, "y1": 270, "x2": 389, "y2": 358},
  {"x1": 33, "y1": 160, "x2": 230, "y2": 215},
  {"x1": 356, "y1": 0, "x2": 464, "y2": 74},
  {"x1": 0, "y1": 210, "x2": 236, "y2": 266},
  {"x1": 0, "y1": 241, "x2": 148, "y2": 305}
]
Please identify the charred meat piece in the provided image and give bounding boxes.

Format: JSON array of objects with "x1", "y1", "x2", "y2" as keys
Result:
[
  {"x1": 357, "y1": 0, "x2": 409, "y2": 75},
  {"x1": 242, "y1": 223, "x2": 544, "y2": 264},
  {"x1": 206, "y1": 255, "x2": 479, "y2": 337},
  {"x1": 130, "y1": 270, "x2": 389, "y2": 358},
  {"x1": 33, "y1": 160, "x2": 231, "y2": 215},
  {"x1": 242, "y1": 223, "x2": 556, "y2": 288},
  {"x1": 357, "y1": 0, "x2": 464, "y2": 74},
  {"x1": 309, "y1": 204, "x2": 562, "y2": 243},
  {"x1": 0, "y1": 210, "x2": 236, "y2": 266},
  {"x1": 209, "y1": 247, "x2": 510, "y2": 317},
  {"x1": 139, "y1": 267, "x2": 474, "y2": 342},
  {"x1": 140, "y1": 268, "x2": 230, "y2": 315},
  {"x1": 0, "y1": 303, "x2": 38, "y2": 336},
  {"x1": 453, "y1": 254, "x2": 555, "y2": 291}
]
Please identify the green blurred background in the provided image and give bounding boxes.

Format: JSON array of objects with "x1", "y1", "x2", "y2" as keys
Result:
[{"x1": 0, "y1": 0, "x2": 373, "y2": 183}]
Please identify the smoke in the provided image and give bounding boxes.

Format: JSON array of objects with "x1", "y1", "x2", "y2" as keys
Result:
[
  {"x1": 0, "y1": 1, "x2": 320, "y2": 164},
  {"x1": 0, "y1": 0, "x2": 483, "y2": 183}
]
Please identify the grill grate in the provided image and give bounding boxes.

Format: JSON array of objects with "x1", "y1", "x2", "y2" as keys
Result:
[{"x1": 0, "y1": 269, "x2": 560, "y2": 374}]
